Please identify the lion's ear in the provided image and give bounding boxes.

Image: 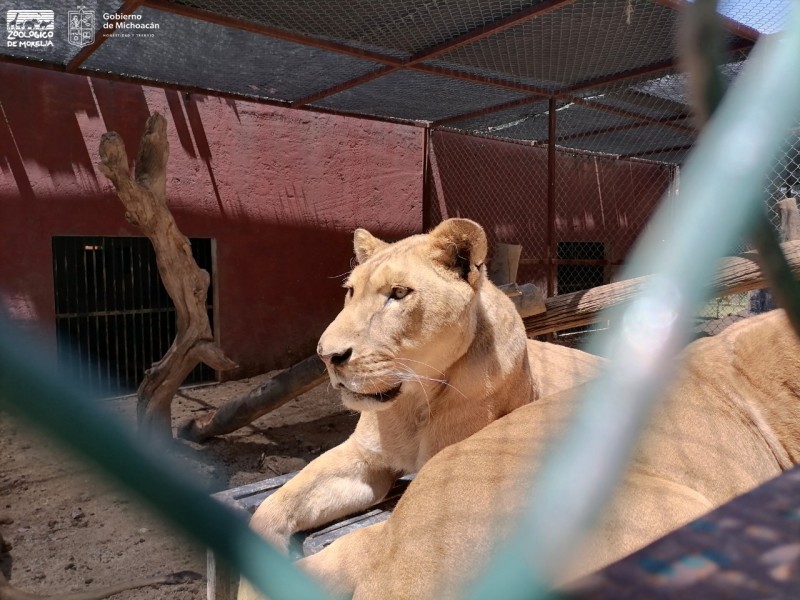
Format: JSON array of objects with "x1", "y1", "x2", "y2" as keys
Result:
[
  {"x1": 353, "y1": 228, "x2": 389, "y2": 264},
  {"x1": 429, "y1": 218, "x2": 488, "y2": 287}
]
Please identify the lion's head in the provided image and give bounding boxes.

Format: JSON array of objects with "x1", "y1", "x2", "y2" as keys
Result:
[{"x1": 317, "y1": 219, "x2": 489, "y2": 412}]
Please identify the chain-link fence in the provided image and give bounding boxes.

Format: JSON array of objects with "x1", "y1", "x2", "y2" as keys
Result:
[{"x1": 425, "y1": 40, "x2": 797, "y2": 350}]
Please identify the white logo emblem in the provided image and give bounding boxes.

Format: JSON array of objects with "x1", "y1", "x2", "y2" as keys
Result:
[
  {"x1": 6, "y1": 10, "x2": 55, "y2": 49},
  {"x1": 67, "y1": 5, "x2": 94, "y2": 48}
]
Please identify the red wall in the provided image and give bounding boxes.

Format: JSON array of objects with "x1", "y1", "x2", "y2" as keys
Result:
[
  {"x1": 0, "y1": 63, "x2": 424, "y2": 377},
  {"x1": 427, "y1": 130, "x2": 674, "y2": 291}
]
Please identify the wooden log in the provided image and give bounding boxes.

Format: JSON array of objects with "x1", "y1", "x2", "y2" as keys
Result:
[
  {"x1": 499, "y1": 282, "x2": 546, "y2": 318},
  {"x1": 177, "y1": 355, "x2": 327, "y2": 443},
  {"x1": 98, "y1": 113, "x2": 237, "y2": 438},
  {"x1": 488, "y1": 243, "x2": 522, "y2": 285},
  {"x1": 779, "y1": 196, "x2": 800, "y2": 243},
  {"x1": 750, "y1": 195, "x2": 799, "y2": 313},
  {"x1": 525, "y1": 240, "x2": 800, "y2": 337}
]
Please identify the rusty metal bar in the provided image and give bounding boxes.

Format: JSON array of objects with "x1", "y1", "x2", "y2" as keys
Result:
[
  {"x1": 66, "y1": 0, "x2": 143, "y2": 72},
  {"x1": 432, "y1": 37, "x2": 752, "y2": 128},
  {"x1": 547, "y1": 97, "x2": 557, "y2": 297},
  {"x1": 141, "y1": 0, "x2": 403, "y2": 66},
  {"x1": 411, "y1": 0, "x2": 579, "y2": 63},
  {"x1": 433, "y1": 95, "x2": 550, "y2": 128},
  {"x1": 520, "y1": 258, "x2": 622, "y2": 267},
  {"x1": 561, "y1": 38, "x2": 753, "y2": 96},
  {"x1": 430, "y1": 56, "x2": 689, "y2": 127},
  {"x1": 649, "y1": 0, "x2": 761, "y2": 42},
  {"x1": 292, "y1": 0, "x2": 574, "y2": 108},
  {"x1": 410, "y1": 64, "x2": 551, "y2": 95},
  {"x1": 0, "y1": 54, "x2": 428, "y2": 129},
  {"x1": 539, "y1": 113, "x2": 692, "y2": 144},
  {"x1": 569, "y1": 98, "x2": 696, "y2": 134},
  {"x1": 422, "y1": 126, "x2": 432, "y2": 232},
  {"x1": 619, "y1": 142, "x2": 694, "y2": 159}
]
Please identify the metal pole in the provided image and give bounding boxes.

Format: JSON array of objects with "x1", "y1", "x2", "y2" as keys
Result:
[{"x1": 547, "y1": 97, "x2": 557, "y2": 297}]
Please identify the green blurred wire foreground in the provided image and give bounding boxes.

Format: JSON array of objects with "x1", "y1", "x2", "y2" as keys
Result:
[
  {"x1": 2, "y1": 5, "x2": 800, "y2": 600},
  {"x1": 0, "y1": 323, "x2": 326, "y2": 600},
  {"x1": 471, "y1": 3, "x2": 800, "y2": 599}
]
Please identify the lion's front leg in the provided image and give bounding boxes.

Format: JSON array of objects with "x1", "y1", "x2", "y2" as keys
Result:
[
  {"x1": 248, "y1": 437, "x2": 396, "y2": 551},
  {"x1": 238, "y1": 438, "x2": 395, "y2": 600}
]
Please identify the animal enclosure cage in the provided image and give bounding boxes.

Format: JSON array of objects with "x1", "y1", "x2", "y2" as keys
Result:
[
  {"x1": 2, "y1": 0, "x2": 795, "y2": 346},
  {"x1": 52, "y1": 236, "x2": 216, "y2": 396},
  {"x1": 2, "y1": 2, "x2": 800, "y2": 600}
]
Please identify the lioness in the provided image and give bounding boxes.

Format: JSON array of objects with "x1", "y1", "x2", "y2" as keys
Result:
[
  {"x1": 239, "y1": 219, "x2": 600, "y2": 598},
  {"x1": 293, "y1": 309, "x2": 800, "y2": 598}
]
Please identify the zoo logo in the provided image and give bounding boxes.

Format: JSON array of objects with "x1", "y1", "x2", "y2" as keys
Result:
[
  {"x1": 6, "y1": 10, "x2": 55, "y2": 49},
  {"x1": 67, "y1": 5, "x2": 94, "y2": 48}
]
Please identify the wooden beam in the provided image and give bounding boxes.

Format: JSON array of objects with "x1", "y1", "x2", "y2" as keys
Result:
[{"x1": 524, "y1": 240, "x2": 800, "y2": 336}]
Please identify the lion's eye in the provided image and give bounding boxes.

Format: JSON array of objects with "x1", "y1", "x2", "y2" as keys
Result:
[
  {"x1": 390, "y1": 286, "x2": 410, "y2": 300},
  {"x1": 343, "y1": 285, "x2": 353, "y2": 299}
]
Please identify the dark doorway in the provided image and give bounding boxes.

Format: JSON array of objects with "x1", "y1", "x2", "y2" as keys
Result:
[{"x1": 52, "y1": 236, "x2": 216, "y2": 397}]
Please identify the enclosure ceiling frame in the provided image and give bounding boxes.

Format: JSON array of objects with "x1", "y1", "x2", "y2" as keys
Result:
[
  {"x1": 142, "y1": 0, "x2": 557, "y2": 99},
  {"x1": 289, "y1": 0, "x2": 579, "y2": 108},
  {"x1": 66, "y1": 0, "x2": 144, "y2": 72},
  {"x1": 649, "y1": 0, "x2": 762, "y2": 41},
  {"x1": 433, "y1": 37, "x2": 753, "y2": 128},
  {"x1": 541, "y1": 113, "x2": 693, "y2": 144},
  {"x1": 619, "y1": 142, "x2": 695, "y2": 159},
  {"x1": 0, "y1": 0, "x2": 767, "y2": 159},
  {"x1": 568, "y1": 99, "x2": 697, "y2": 135}
]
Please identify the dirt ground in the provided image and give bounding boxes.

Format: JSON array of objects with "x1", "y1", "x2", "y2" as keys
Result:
[{"x1": 0, "y1": 374, "x2": 357, "y2": 599}]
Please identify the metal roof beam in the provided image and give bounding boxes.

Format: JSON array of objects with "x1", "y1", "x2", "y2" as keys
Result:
[
  {"x1": 291, "y1": 0, "x2": 576, "y2": 108},
  {"x1": 570, "y1": 98, "x2": 695, "y2": 134},
  {"x1": 66, "y1": 0, "x2": 143, "y2": 72},
  {"x1": 540, "y1": 113, "x2": 692, "y2": 144},
  {"x1": 430, "y1": 57, "x2": 682, "y2": 128},
  {"x1": 649, "y1": 0, "x2": 761, "y2": 42},
  {"x1": 619, "y1": 142, "x2": 694, "y2": 159},
  {"x1": 0, "y1": 54, "x2": 428, "y2": 129},
  {"x1": 432, "y1": 36, "x2": 752, "y2": 128},
  {"x1": 141, "y1": 0, "x2": 403, "y2": 66}
]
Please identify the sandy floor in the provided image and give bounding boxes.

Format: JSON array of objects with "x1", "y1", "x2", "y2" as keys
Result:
[{"x1": 0, "y1": 374, "x2": 356, "y2": 599}]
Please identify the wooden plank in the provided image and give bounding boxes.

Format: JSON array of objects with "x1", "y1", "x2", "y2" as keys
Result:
[{"x1": 208, "y1": 475, "x2": 413, "y2": 600}]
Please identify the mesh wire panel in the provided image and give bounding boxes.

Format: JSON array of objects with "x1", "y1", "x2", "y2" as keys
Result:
[
  {"x1": 561, "y1": 123, "x2": 696, "y2": 157},
  {"x1": 428, "y1": 0, "x2": 705, "y2": 93},
  {"x1": 311, "y1": 69, "x2": 531, "y2": 122},
  {"x1": 164, "y1": 0, "x2": 554, "y2": 58},
  {"x1": 718, "y1": 0, "x2": 792, "y2": 34},
  {"x1": 82, "y1": 7, "x2": 384, "y2": 103},
  {"x1": 0, "y1": 0, "x2": 124, "y2": 65},
  {"x1": 442, "y1": 100, "x2": 552, "y2": 141},
  {"x1": 426, "y1": 129, "x2": 550, "y2": 290}
]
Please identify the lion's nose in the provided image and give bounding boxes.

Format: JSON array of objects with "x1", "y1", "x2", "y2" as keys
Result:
[{"x1": 318, "y1": 346, "x2": 353, "y2": 367}]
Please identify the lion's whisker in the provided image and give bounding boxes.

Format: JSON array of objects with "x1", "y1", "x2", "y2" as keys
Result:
[{"x1": 393, "y1": 357, "x2": 447, "y2": 377}]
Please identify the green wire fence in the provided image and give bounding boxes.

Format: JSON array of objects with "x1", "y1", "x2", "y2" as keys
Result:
[{"x1": 2, "y1": 2, "x2": 800, "y2": 599}]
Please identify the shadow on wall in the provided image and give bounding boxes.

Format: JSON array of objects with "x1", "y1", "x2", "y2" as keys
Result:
[{"x1": 0, "y1": 62, "x2": 423, "y2": 377}]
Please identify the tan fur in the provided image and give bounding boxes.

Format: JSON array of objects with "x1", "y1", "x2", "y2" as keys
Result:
[
  {"x1": 295, "y1": 309, "x2": 800, "y2": 599},
  {"x1": 239, "y1": 220, "x2": 601, "y2": 599}
]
